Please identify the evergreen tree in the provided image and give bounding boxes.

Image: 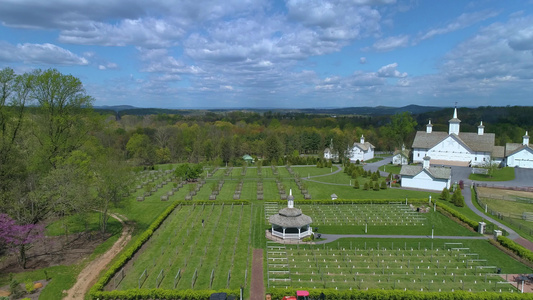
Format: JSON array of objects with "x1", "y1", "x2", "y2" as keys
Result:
[
  {"x1": 373, "y1": 182, "x2": 380, "y2": 191},
  {"x1": 440, "y1": 187, "x2": 450, "y2": 201},
  {"x1": 452, "y1": 188, "x2": 465, "y2": 207},
  {"x1": 353, "y1": 179, "x2": 359, "y2": 189},
  {"x1": 363, "y1": 182, "x2": 369, "y2": 190},
  {"x1": 380, "y1": 181, "x2": 387, "y2": 189}
]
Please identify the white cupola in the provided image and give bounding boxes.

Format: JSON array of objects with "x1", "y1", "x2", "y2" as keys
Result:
[
  {"x1": 423, "y1": 156, "x2": 431, "y2": 169},
  {"x1": 448, "y1": 107, "x2": 461, "y2": 135},
  {"x1": 426, "y1": 119, "x2": 433, "y2": 133},
  {"x1": 478, "y1": 121, "x2": 484, "y2": 136},
  {"x1": 360, "y1": 135, "x2": 365, "y2": 144},
  {"x1": 523, "y1": 131, "x2": 530, "y2": 146}
]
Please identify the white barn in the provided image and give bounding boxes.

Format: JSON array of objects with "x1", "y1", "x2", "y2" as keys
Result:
[
  {"x1": 347, "y1": 135, "x2": 375, "y2": 163},
  {"x1": 505, "y1": 132, "x2": 533, "y2": 168},
  {"x1": 412, "y1": 108, "x2": 504, "y2": 167},
  {"x1": 400, "y1": 156, "x2": 451, "y2": 191}
]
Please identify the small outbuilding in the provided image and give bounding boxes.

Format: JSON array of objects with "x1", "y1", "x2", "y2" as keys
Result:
[
  {"x1": 242, "y1": 154, "x2": 254, "y2": 164},
  {"x1": 330, "y1": 193, "x2": 338, "y2": 200},
  {"x1": 269, "y1": 190, "x2": 313, "y2": 239},
  {"x1": 399, "y1": 156, "x2": 451, "y2": 191}
]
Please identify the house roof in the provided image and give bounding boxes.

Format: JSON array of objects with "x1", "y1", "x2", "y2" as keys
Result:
[
  {"x1": 492, "y1": 146, "x2": 505, "y2": 158},
  {"x1": 393, "y1": 149, "x2": 410, "y2": 158},
  {"x1": 353, "y1": 142, "x2": 375, "y2": 151},
  {"x1": 412, "y1": 131, "x2": 496, "y2": 153},
  {"x1": 505, "y1": 143, "x2": 533, "y2": 157},
  {"x1": 400, "y1": 165, "x2": 451, "y2": 180},
  {"x1": 269, "y1": 208, "x2": 313, "y2": 228},
  {"x1": 242, "y1": 154, "x2": 253, "y2": 160},
  {"x1": 324, "y1": 147, "x2": 331, "y2": 153}
]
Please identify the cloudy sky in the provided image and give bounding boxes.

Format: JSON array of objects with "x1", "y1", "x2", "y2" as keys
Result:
[{"x1": 0, "y1": 0, "x2": 532, "y2": 108}]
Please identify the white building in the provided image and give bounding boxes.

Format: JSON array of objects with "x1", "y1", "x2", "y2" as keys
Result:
[
  {"x1": 400, "y1": 156, "x2": 451, "y2": 191},
  {"x1": 347, "y1": 135, "x2": 375, "y2": 163},
  {"x1": 392, "y1": 144, "x2": 410, "y2": 165},
  {"x1": 505, "y1": 132, "x2": 533, "y2": 168},
  {"x1": 324, "y1": 147, "x2": 338, "y2": 160},
  {"x1": 411, "y1": 108, "x2": 504, "y2": 167}
]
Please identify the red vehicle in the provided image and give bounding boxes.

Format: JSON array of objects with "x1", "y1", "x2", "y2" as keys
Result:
[{"x1": 281, "y1": 290, "x2": 309, "y2": 300}]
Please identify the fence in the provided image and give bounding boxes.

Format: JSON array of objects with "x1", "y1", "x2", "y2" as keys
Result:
[{"x1": 473, "y1": 185, "x2": 533, "y2": 237}]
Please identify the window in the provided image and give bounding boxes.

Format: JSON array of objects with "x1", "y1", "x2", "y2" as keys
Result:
[{"x1": 418, "y1": 153, "x2": 420, "y2": 157}]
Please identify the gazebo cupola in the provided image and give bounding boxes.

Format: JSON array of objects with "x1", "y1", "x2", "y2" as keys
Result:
[{"x1": 268, "y1": 189, "x2": 313, "y2": 240}]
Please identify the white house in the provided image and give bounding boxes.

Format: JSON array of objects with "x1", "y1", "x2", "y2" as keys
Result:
[
  {"x1": 400, "y1": 156, "x2": 451, "y2": 191},
  {"x1": 411, "y1": 108, "x2": 504, "y2": 167},
  {"x1": 324, "y1": 147, "x2": 339, "y2": 160},
  {"x1": 505, "y1": 131, "x2": 533, "y2": 168},
  {"x1": 392, "y1": 144, "x2": 410, "y2": 165},
  {"x1": 347, "y1": 135, "x2": 375, "y2": 163}
]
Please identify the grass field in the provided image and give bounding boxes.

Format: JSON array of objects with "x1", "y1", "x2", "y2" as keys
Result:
[
  {"x1": 469, "y1": 167, "x2": 515, "y2": 181},
  {"x1": 115, "y1": 203, "x2": 252, "y2": 290},
  {"x1": 266, "y1": 238, "x2": 530, "y2": 292}
]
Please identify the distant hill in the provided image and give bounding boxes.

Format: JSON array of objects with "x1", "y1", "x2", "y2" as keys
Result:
[{"x1": 93, "y1": 104, "x2": 444, "y2": 117}]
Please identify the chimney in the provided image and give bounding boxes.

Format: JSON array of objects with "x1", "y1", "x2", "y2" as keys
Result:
[
  {"x1": 478, "y1": 121, "x2": 484, "y2": 135},
  {"x1": 360, "y1": 135, "x2": 365, "y2": 144},
  {"x1": 423, "y1": 156, "x2": 431, "y2": 169},
  {"x1": 288, "y1": 189, "x2": 294, "y2": 208},
  {"x1": 524, "y1": 131, "x2": 530, "y2": 146},
  {"x1": 426, "y1": 119, "x2": 433, "y2": 133}
]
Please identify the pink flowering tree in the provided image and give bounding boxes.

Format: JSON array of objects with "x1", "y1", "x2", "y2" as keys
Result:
[{"x1": 0, "y1": 213, "x2": 44, "y2": 269}]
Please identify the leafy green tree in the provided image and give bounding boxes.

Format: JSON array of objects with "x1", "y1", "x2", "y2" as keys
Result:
[
  {"x1": 373, "y1": 182, "x2": 380, "y2": 191},
  {"x1": 92, "y1": 154, "x2": 132, "y2": 234},
  {"x1": 220, "y1": 137, "x2": 233, "y2": 164},
  {"x1": 265, "y1": 134, "x2": 283, "y2": 161},
  {"x1": 363, "y1": 182, "x2": 369, "y2": 190},
  {"x1": 29, "y1": 69, "x2": 94, "y2": 171},
  {"x1": 380, "y1": 181, "x2": 387, "y2": 189},
  {"x1": 381, "y1": 112, "x2": 417, "y2": 150},
  {"x1": 126, "y1": 133, "x2": 155, "y2": 166}
]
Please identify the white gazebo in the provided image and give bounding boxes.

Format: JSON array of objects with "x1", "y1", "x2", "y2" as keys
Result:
[{"x1": 269, "y1": 190, "x2": 313, "y2": 239}]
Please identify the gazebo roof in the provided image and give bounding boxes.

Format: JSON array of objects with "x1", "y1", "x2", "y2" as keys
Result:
[{"x1": 269, "y1": 208, "x2": 312, "y2": 228}]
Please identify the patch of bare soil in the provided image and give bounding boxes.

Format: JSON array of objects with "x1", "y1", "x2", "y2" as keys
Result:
[
  {"x1": 64, "y1": 213, "x2": 133, "y2": 300},
  {"x1": 478, "y1": 187, "x2": 533, "y2": 200},
  {"x1": 0, "y1": 232, "x2": 112, "y2": 274}
]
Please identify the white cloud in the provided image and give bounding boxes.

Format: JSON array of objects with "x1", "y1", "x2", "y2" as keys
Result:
[
  {"x1": 59, "y1": 18, "x2": 185, "y2": 48},
  {"x1": 418, "y1": 10, "x2": 499, "y2": 41},
  {"x1": 377, "y1": 63, "x2": 407, "y2": 78},
  {"x1": 0, "y1": 42, "x2": 89, "y2": 65},
  {"x1": 359, "y1": 57, "x2": 367, "y2": 64},
  {"x1": 369, "y1": 35, "x2": 409, "y2": 52}
]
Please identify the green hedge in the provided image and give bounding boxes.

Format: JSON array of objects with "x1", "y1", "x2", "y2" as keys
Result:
[
  {"x1": 92, "y1": 288, "x2": 238, "y2": 300},
  {"x1": 267, "y1": 287, "x2": 533, "y2": 300},
  {"x1": 436, "y1": 202, "x2": 479, "y2": 231},
  {"x1": 89, "y1": 200, "x2": 246, "y2": 299},
  {"x1": 497, "y1": 236, "x2": 533, "y2": 263},
  {"x1": 277, "y1": 198, "x2": 430, "y2": 205}
]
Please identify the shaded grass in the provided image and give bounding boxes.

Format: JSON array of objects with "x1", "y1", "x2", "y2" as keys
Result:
[{"x1": 469, "y1": 167, "x2": 515, "y2": 181}]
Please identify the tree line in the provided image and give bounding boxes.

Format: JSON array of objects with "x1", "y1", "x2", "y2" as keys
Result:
[{"x1": 0, "y1": 68, "x2": 131, "y2": 268}]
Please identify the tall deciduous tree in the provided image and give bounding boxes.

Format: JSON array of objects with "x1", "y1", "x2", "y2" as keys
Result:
[
  {"x1": 29, "y1": 69, "x2": 94, "y2": 171},
  {"x1": 382, "y1": 112, "x2": 417, "y2": 150}
]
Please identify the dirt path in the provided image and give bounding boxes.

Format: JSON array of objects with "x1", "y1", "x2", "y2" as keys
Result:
[
  {"x1": 250, "y1": 249, "x2": 264, "y2": 300},
  {"x1": 64, "y1": 213, "x2": 133, "y2": 300}
]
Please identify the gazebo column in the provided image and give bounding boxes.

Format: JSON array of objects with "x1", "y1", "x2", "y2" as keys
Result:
[
  {"x1": 282, "y1": 227, "x2": 286, "y2": 238},
  {"x1": 298, "y1": 227, "x2": 301, "y2": 238}
]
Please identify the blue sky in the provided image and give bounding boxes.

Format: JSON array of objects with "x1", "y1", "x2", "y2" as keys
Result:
[{"x1": 0, "y1": 0, "x2": 532, "y2": 109}]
